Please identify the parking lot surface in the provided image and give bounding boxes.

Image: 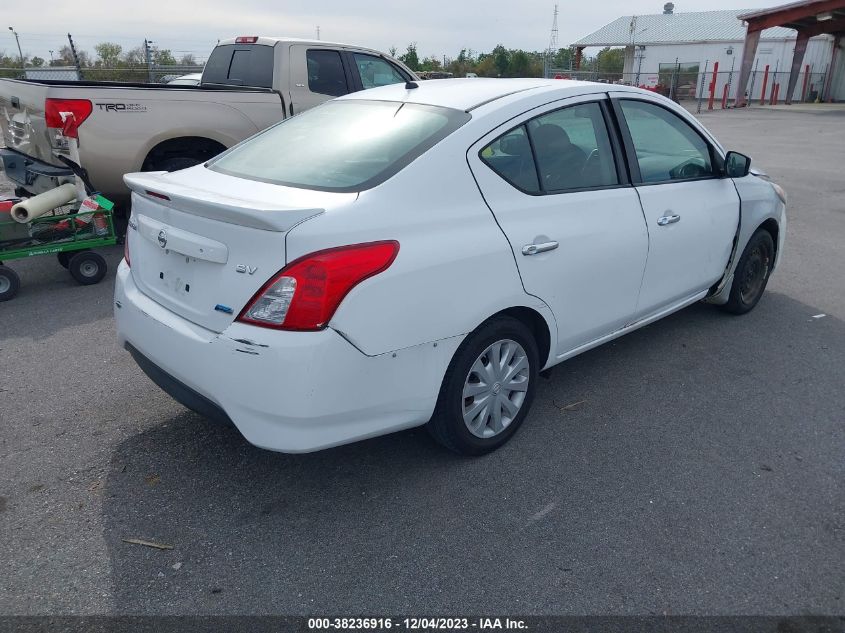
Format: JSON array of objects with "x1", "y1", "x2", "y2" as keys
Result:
[{"x1": 1, "y1": 105, "x2": 843, "y2": 615}]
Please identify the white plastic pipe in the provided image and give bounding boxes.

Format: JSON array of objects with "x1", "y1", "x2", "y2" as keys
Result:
[{"x1": 11, "y1": 183, "x2": 78, "y2": 223}]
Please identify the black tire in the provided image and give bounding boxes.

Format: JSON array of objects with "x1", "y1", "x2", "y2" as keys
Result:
[
  {"x1": 159, "y1": 156, "x2": 201, "y2": 172},
  {"x1": 57, "y1": 250, "x2": 83, "y2": 269},
  {"x1": 68, "y1": 251, "x2": 107, "y2": 286},
  {"x1": 722, "y1": 229, "x2": 775, "y2": 315},
  {"x1": 0, "y1": 265, "x2": 21, "y2": 301},
  {"x1": 427, "y1": 316, "x2": 539, "y2": 456}
]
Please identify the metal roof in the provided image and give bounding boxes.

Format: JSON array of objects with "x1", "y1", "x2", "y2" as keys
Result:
[{"x1": 572, "y1": 9, "x2": 798, "y2": 47}]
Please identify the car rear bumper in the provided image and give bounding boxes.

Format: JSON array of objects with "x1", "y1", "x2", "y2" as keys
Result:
[{"x1": 114, "y1": 261, "x2": 461, "y2": 452}]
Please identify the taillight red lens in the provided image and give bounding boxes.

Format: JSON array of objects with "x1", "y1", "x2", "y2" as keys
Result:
[
  {"x1": 45, "y1": 98, "x2": 92, "y2": 138},
  {"x1": 238, "y1": 241, "x2": 399, "y2": 331},
  {"x1": 235, "y1": 36, "x2": 259, "y2": 43}
]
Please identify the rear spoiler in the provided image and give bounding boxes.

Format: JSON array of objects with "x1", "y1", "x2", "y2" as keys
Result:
[{"x1": 124, "y1": 171, "x2": 324, "y2": 232}]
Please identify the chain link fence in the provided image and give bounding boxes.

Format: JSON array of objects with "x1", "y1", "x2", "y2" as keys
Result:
[
  {"x1": 0, "y1": 65, "x2": 203, "y2": 83},
  {"x1": 547, "y1": 66, "x2": 832, "y2": 110}
]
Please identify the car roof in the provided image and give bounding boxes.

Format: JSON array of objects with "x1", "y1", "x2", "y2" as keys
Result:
[
  {"x1": 216, "y1": 36, "x2": 385, "y2": 56},
  {"x1": 337, "y1": 78, "x2": 637, "y2": 111}
]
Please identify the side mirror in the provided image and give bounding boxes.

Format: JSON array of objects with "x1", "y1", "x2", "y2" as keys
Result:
[{"x1": 724, "y1": 151, "x2": 751, "y2": 178}]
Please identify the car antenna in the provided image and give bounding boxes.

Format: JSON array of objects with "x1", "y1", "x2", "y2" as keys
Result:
[{"x1": 405, "y1": 80, "x2": 419, "y2": 89}]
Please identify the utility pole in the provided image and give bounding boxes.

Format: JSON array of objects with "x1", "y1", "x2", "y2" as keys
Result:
[
  {"x1": 316, "y1": 26, "x2": 320, "y2": 40},
  {"x1": 67, "y1": 33, "x2": 83, "y2": 79},
  {"x1": 8, "y1": 26, "x2": 24, "y2": 68},
  {"x1": 144, "y1": 39, "x2": 154, "y2": 83},
  {"x1": 546, "y1": 4, "x2": 559, "y2": 78}
]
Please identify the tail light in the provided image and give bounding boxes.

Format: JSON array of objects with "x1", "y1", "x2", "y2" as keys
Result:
[
  {"x1": 236, "y1": 36, "x2": 259, "y2": 43},
  {"x1": 45, "y1": 99, "x2": 92, "y2": 138},
  {"x1": 124, "y1": 232, "x2": 131, "y2": 267},
  {"x1": 238, "y1": 241, "x2": 399, "y2": 331}
]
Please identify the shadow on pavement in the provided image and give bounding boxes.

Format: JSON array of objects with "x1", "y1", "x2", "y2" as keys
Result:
[{"x1": 101, "y1": 292, "x2": 845, "y2": 615}]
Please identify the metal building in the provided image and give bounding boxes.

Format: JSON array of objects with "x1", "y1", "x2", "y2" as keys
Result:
[{"x1": 571, "y1": 2, "x2": 840, "y2": 103}]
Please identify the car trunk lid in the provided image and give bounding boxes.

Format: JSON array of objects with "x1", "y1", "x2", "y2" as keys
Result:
[{"x1": 124, "y1": 167, "x2": 354, "y2": 332}]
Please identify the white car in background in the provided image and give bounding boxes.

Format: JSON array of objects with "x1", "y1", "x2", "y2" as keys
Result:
[
  {"x1": 166, "y1": 73, "x2": 203, "y2": 86},
  {"x1": 115, "y1": 79, "x2": 786, "y2": 455}
]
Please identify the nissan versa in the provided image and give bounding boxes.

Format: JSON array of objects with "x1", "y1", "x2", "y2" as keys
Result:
[{"x1": 115, "y1": 78, "x2": 787, "y2": 455}]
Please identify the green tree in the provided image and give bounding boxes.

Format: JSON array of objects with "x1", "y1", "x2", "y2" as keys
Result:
[
  {"x1": 179, "y1": 53, "x2": 198, "y2": 66},
  {"x1": 508, "y1": 50, "x2": 531, "y2": 77},
  {"x1": 94, "y1": 42, "x2": 123, "y2": 67},
  {"x1": 399, "y1": 43, "x2": 419, "y2": 71},
  {"x1": 595, "y1": 47, "x2": 624, "y2": 75},
  {"x1": 492, "y1": 44, "x2": 509, "y2": 77},
  {"x1": 552, "y1": 47, "x2": 573, "y2": 70},
  {"x1": 153, "y1": 48, "x2": 177, "y2": 65},
  {"x1": 30, "y1": 56, "x2": 45, "y2": 67}
]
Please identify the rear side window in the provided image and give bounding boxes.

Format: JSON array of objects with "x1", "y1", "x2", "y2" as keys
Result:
[
  {"x1": 306, "y1": 50, "x2": 349, "y2": 96},
  {"x1": 353, "y1": 53, "x2": 407, "y2": 89},
  {"x1": 527, "y1": 102, "x2": 618, "y2": 191},
  {"x1": 209, "y1": 100, "x2": 470, "y2": 192},
  {"x1": 480, "y1": 126, "x2": 540, "y2": 193},
  {"x1": 202, "y1": 44, "x2": 274, "y2": 87},
  {"x1": 480, "y1": 101, "x2": 618, "y2": 194}
]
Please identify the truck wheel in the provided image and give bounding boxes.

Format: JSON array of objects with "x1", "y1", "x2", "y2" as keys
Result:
[
  {"x1": 69, "y1": 251, "x2": 107, "y2": 285},
  {"x1": 160, "y1": 157, "x2": 201, "y2": 172},
  {"x1": 0, "y1": 265, "x2": 21, "y2": 301}
]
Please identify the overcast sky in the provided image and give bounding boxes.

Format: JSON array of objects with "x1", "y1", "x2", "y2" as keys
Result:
[{"x1": 5, "y1": 0, "x2": 782, "y2": 63}]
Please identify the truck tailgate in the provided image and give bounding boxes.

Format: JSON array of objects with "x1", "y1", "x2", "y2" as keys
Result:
[{"x1": 0, "y1": 79, "x2": 54, "y2": 164}]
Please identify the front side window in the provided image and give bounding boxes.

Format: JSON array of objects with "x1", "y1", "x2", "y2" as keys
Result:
[
  {"x1": 306, "y1": 50, "x2": 349, "y2": 97},
  {"x1": 527, "y1": 102, "x2": 618, "y2": 191},
  {"x1": 209, "y1": 100, "x2": 470, "y2": 192},
  {"x1": 620, "y1": 100, "x2": 714, "y2": 183},
  {"x1": 353, "y1": 54, "x2": 407, "y2": 90}
]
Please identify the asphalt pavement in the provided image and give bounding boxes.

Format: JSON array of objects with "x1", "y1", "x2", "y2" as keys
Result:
[{"x1": 1, "y1": 105, "x2": 843, "y2": 616}]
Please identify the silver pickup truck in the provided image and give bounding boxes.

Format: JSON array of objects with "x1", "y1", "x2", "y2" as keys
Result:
[{"x1": 0, "y1": 36, "x2": 416, "y2": 207}]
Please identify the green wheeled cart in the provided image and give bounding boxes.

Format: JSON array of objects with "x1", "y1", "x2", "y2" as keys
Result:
[{"x1": 0, "y1": 198, "x2": 117, "y2": 302}]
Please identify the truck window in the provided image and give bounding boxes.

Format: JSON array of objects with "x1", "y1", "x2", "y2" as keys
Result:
[
  {"x1": 306, "y1": 50, "x2": 349, "y2": 97},
  {"x1": 352, "y1": 53, "x2": 408, "y2": 90},
  {"x1": 202, "y1": 44, "x2": 274, "y2": 88}
]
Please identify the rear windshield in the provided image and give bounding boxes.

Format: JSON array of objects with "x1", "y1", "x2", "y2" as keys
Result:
[
  {"x1": 207, "y1": 100, "x2": 470, "y2": 192},
  {"x1": 202, "y1": 44, "x2": 274, "y2": 88}
]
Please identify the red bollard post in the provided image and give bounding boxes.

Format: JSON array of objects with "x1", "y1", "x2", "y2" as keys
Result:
[
  {"x1": 759, "y1": 65, "x2": 770, "y2": 105},
  {"x1": 801, "y1": 64, "x2": 810, "y2": 102},
  {"x1": 708, "y1": 61, "x2": 719, "y2": 110},
  {"x1": 770, "y1": 83, "x2": 779, "y2": 105},
  {"x1": 721, "y1": 83, "x2": 729, "y2": 109}
]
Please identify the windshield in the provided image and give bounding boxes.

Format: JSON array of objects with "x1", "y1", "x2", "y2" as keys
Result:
[{"x1": 208, "y1": 100, "x2": 470, "y2": 192}]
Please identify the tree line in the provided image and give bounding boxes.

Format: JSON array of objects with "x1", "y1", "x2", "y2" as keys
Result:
[
  {"x1": 391, "y1": 44, "x2": 624, "y2": 78},
  {"x1": 0, "y1": 43, "x2": 200, "y2": 81},
  {"x1": 2, "y1": 41, "x2": 625, "y2": 82}
]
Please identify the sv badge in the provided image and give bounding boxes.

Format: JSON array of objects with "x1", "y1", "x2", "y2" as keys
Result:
[{"x1": 235, "y1": 264, "x2": 257, "y2": 275}]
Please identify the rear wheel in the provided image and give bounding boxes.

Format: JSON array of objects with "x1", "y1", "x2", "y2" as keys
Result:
[
  {"x1": 722, "y1": 229, "x2": 774, "y2": 315},
  {"x1": 57, "y1": 250, "x2": 84, "y2": 269},
  {"x1": 0, "y1": 265, "x2": 21, "y2": 301},
  {"x1": 68, "y1": 251, "x2": 107, "y2": 285},
  {"x1": 427, "y1": 316, "x2": 538, "y2": 455}
]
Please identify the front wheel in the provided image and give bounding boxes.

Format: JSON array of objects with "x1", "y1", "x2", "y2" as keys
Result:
[
  {"x1": 427, "y1": 316, "x2": 539, "y2": 455},
  {"x1": 722, "y1": 229, "x2": 774, "y2": 315},
  {"x1": 0, "y1": 265, "x2": 21, "y2": 301}
]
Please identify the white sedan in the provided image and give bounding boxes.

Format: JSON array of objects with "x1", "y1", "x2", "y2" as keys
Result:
[{"x1": 115, "y1": 79, "x2": 786, "y2": 455}]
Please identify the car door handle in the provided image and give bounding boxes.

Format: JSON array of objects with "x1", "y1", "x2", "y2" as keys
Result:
[
  {"x1": 522, "y1": 241, "x2": 559, "y2": 256},
  {"x1": 657, "y1": 214, "x2": 681, "y2": 226}
]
